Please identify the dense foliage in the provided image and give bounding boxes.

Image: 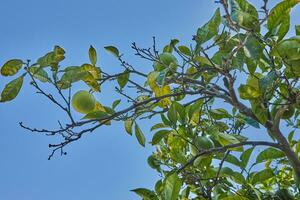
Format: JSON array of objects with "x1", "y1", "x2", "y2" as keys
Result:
[{"x1": 1, "y1": 0, "x2": 300, "y2": 199}]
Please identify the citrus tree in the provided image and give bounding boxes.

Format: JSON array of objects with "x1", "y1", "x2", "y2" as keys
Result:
[{"x1": 1, "y1": 0, "x2": 300, "y2": 199}]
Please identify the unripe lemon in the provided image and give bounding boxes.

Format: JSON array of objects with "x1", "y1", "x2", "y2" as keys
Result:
[{"x1": 72, "y1": 90, "x2": 96, "y2": 114}]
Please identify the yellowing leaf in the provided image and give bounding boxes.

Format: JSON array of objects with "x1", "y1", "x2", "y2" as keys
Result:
[
  {"x1": 135, "y1": 123, "x2": 145, "y2": 147},
  {"x1": 94, "y1": 101, "x2": 111, "y2": 125},
  {"x1": 29, "y1": 66, "x2": 50, "y2": 82},
  {"x1": 89, "y1": 45, "x2": 97, "y2": 66},
  {"x1": 0, "y1": 75, "x2": 24, "y2": 102},
  {"x1": 1, "y1": 59, "x2": 23, "y2": 76},
  {"x1": 104, "y1": 46, "x2": 119, "y2": 57},
  {"x1": 124, "y1": 119, "x2": 133, "y2": 135},
  {"x1": 81, "y1": 64, "x2": 101, "y2": 80},
  {"x1": 153, "y1": 85, "x2": 172, "y2": 108},
  {"x1": 117, "y1": 70, "x2": 130, "y2": 89},
  {"x1": 268, "y1": 0, "x2": 300, "y2": 31},
  {"x1": 147, "y1": 71, "x2": 159, "y2": 90}
]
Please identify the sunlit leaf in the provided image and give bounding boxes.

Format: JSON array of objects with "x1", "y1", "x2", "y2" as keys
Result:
[
  {"x1": 82, "y1": 110, "x2": 108, "y2": 120},
  {"x1": 89, "y1": 45, "x2": 97, "y2": 66},
  {"x1": 240, "y1": 147, "x2": 254, "y2": 169},
  {"x1": 230, "y1": 0, "x2": 259, "y2": 31},
  {"x1": 1, "y1": 59, "x2": 23, "y2": 76},
  {"x1": 124, "y1": 119, "x2": 133, "y2": 135},
  {"x1": 112, "y1": 99, "x2": 121, "y2": 109},
  {"x1": 135, "y1": 123, "x2": 145, "y2": 147},
  {"x1": 162, "y1": 173, "x2": 182, "y2": 200},
  {"x1": 238, "y1": 84, "x2": 260, "y2": 99},
  {"x1": 267, "y1": 0, "x2": 300, "y2": 32},
  {"x1": 29, "y1": 66, "x2": 50, "y2": 82},
  {"x1": 209, "y1": 108, "x2": 231, "y2": 120},
  {"x1": 256, "y1": 147, "x2": 285, "y2": 164},
  {"x1": 0, "y1": 75, "x2": 24, "y2": 102},
  {"x1": 117, "y1": 70, "x2": 130, "y2": 89},
  {"x1": 131, "y1": 188, "x2": 158, "y2": 200},
  {"x1": 252, "y1": 168, "x2": 274, "y2": 185},
  {"x1": 104, "y1": 46, "x2": 119, "y2": 57},
  {"x1": 195, "y1": 8, "x2": 221, "y2": 45},
  {"x1": 178, "y1": 45, "x2": 191, "y2": 56},
  {"x1": 152, "y1": 130, "x2": 172, "y2": 145}
]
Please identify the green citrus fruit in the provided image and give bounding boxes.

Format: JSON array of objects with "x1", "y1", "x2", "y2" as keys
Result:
[
  {"x1": 195, "y1": 136, "x2": 215, "y2": 149},
  {"x1": 72, "y1": 90, "x2": 96, "y2": 114}
]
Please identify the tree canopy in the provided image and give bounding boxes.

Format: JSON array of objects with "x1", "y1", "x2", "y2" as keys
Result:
[{"x1": 1, "y1": 0, "x2": 300, "y2": 199}]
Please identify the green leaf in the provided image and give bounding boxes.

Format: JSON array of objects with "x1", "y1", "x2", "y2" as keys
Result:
[
  {"x1": 222, "y1": 196, "x2": 250, "y2": 200},
  {"x1": 89, "y1": 45, "x2": 97, "y2": 66},
  {"x1": 150, "y1": 123, "x2": 169, "y2": 131},
  {"x1": 1, "y1": 59, "x2": 23, "y2": 76},
  {"x1": 215, "y1": 154, "x2": 241, "y2": 167},
  {"x1": 225, "y1": 154, "x2": 241, "y2": 167},
  {"x1": 124, "y1": 119, "x2": 133, "y2": 135},
  {"x1": 58, "y1": 66, "x2": 100, "y2": 91},
  {"x1": 104, "y1": 46, "x2": 119, "y2": 57},
  {"x1": 288, "y1": 130, "x2": 295, "y2": 143},
  {"x1": 167, "y1": 103, "x2": 178, "y2": 126},
  {"x1": 82, "y1": 111, "x2": 108, "y2": 120},
  {"x1": 0, "y1": 75, "x2": 24, "y2": 102},
  {"x1": 152, "y1": 130, "x2": 172, "y2": 145},
  {"x1": 195, "y1": 8, "x2": 221, "y2": 44},
  {"x1": 259, "y1": 71, "x2": 277, "y2": 93},
  {"x1": 243, "y1": 35, "x2": 263, "y2": 60},
  {"x1": 193, "y1": 56, "x2": 213, "y2": 66},
  {"x1": 161, "y1": 113, "x2": 172, "y2": 127},
  {"x1": 29, "y1": 66, "x2": 50, "y2": 82},
  {"x1": 37, "y1": 46, "x2": 65, "y2": 70},
  {"x1": 178, "y1": 45, "x2": 191, "y2": 56},
  {"x1": 117, "y1": 70, "x2": 130, "y2": 89},
  {"x1": 244, "y1": 117, "x2": 260, "y2": 128},
  {"x1": 256, "y1": 147, "x2": 285, "y2": 164},
  {"x1": 112, "y1": 99, "x2": 121, "y2": 109},
  {"x1": 252, "y1": 168, "x2": 274, "y2": 185},
  {"x1": 230, "y1": 0, "x2": 259, "y2": 31},
  {"x1": 240, "y1": 147, "x2": 254, "y2": 169},
  {"x1": 135, "y1": 123, "x2": 145, "y2": 147},
  {"x1": 209, "y1": 108, "x2": 231, "y2": 120},
  {"x1": 216, "y1": 132, "x2": 243, "y2": 151},
  {"x1": 81, "y1": 64, "x2": 101, "y2": 80},
  {"x1": 250, "y1": 100, "x2": 268, "y2": 124},
  {"x1": 267, "y1": 0, "x2": 300, "y2": 32},
  {"x1": 131, "y1": 188, "x2": 158, "y2": 200},
  {"x1": 156, "y1": 70, "x2": 166, "y2": 86},
  {"x1": 296, "y1": 25, "x2": 300, "y2": 35},
  {"x1": 162, "y1": 173, "x2": 182, "y2": 200},
  {"x1": 57, "y1": 66, "x2": 88, "y2": 89},
  {"x1": 219, "y1": 167, "x2": 244, "y2": 184},
  {"x1": 238, "y1": 84, "x2": 260, "y2": 100}
]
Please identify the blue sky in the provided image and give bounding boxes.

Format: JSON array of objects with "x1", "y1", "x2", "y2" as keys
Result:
[{"x1": 0, "y1": 1, "x2": 299, "y2": 200}]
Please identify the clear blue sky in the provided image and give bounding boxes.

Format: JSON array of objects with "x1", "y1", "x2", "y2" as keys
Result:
[{"x1": 0, "y1": 1, "x2": 299, "y2": 200}]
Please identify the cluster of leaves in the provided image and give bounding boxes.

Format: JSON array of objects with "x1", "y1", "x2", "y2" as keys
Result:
[{"x1": 1, "y1": 0, "x2": 300, "y2": 199}]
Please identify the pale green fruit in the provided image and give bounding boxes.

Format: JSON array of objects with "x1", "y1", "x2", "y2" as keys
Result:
[{"x1": 72, "y1": 90, "x2": 96, "y2": 114}]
